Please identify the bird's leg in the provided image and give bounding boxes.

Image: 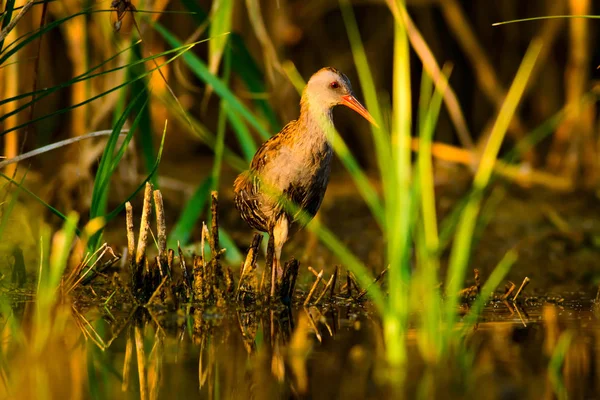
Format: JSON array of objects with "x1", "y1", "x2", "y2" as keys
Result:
[{"x1": 273, "y1": 215, "x2": 289, "y2": 281}]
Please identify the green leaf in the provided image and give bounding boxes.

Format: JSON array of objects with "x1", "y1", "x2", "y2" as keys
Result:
[
  {"x1": 153, "y1": 22, "x2": 272, "y2": 141},
  {"x1": 90, "y1": 91, "x2": 148, "y2": 220},
  {"x1": 1, "y1": 42, "x2": 196, "y2": 136},
  {"x1": 208, "y1": 0, "x2": 233, "y2": 77},
  {"x1": 128, "y1": 42, "x2": 156, "y2": 185}
]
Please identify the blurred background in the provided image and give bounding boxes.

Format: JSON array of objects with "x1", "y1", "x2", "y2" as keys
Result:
[{"x1": 1, "y1": 0, "x2": 600, "y2": 288}]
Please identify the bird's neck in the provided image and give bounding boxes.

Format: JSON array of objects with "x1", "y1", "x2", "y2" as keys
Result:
[{"x1": 298, "y1": 96, "x2": 335, "y2": 144}]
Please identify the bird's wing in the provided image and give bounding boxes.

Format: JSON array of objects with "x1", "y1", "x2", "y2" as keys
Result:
[
  {"x1": 234, "y1": 171, "x2": 269, "y2": 231},
  {"x1": 234, "y1": 121, "x2": 297, "y2": 232},
  {"x1": 249, "y1": 120, "x2": 296, "y2": 172}
]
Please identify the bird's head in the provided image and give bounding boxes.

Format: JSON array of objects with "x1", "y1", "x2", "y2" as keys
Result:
[{"x1": 302, "y1": 67, "x2": 377, "y2": 126}]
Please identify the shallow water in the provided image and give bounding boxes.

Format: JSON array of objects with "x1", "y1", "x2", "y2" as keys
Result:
[
  {"x1": 3, "y1": 289, "x2": 599, "y2": 399},
  {"x1": 3, "y1": 177, "x2": 600, "y2": 399}
]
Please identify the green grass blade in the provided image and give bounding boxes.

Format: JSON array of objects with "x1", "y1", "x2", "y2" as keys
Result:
[
  {"x1": 444, "y1": 40, "x2": 542, "y2": 330},
  {"x1": 168, "y1": 176, "x2": 212, "y2": 250},
  {"x1": 0, "y1": 9, "x2": 97, "y2": 63},
  {"x1": 212, "y1": 44, "x2": 232, "y2": 191},
  {"x1": 0, "y1": 170, "x2": 26, "y2": 241},
  {"x1": 128, "y1": 43, "x2": 155, "y2": 184},
  {"x1": 0, "y1": 171, "x2": 69, "y2": 225},
  {"x1": 159, "y1": 93, "x2": 248, "y2": 171},
  {"x1": 418, "y1": 66, "x2": 451, "y2": 255},
  {"x1": 105, "y1": 122, "x2": 168, "y2": 223},
  {"x1": 255, "y1": 174, "x2": 384, "y2": 311},
  {"x1": 0, "y1": 44, "x2": 195, "y2": 136},
  {"x1": 379, "y1": 4, "x2": 415, "y2": 367},
  {"x1": 0, "y1": 39, "x2": 158, "y2": 107},
  {"x1": 90, "y1": 91, "x2": 148, "y2": 220},
  {"x1": 339, "y1": 0, "x2": 392, "y2": 225},
  {"x1": 218, "y1": 228, "x2": 243, "y2": 266},
  {"x1": 0, "y1": 0, "x2": 15, "y2": 52},
  {"x1": 207, "y1": 0, "x2": 233, "y2": 77},
  {"x1": 229, "y1": 33, "x2": 280, "y2": 131},
  {"x1": 493, "y1": 14, "x2": 600, "y2": 26},
  {"x1": 153, "y1": 22, "x2": 272, "y2": 141},
  {"x1": 548, "y1": 331, "x2": 573, "y2": 400},
  {"x1": 226, "y1": 107, "x2": 257, "y2": 162},
  {"x1": 176, "y1": 0, "x2": 279, "y2": 130}
]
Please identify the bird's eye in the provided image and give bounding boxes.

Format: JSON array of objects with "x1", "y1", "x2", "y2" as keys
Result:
[{"x1": 329, "y1": 81, "x2": 339, "y2": 89}]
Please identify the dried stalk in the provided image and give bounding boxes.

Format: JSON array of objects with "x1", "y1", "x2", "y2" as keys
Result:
[
  {"x1": 329, "y1": 265, "x2": 339, "y2": 300},
  {"x1": 178, "y1": 242, "x2": 192, "y2": 299},
  {"x1": 410, "y1": 137, "x2": 573, "y2": 191},
  {"x1": 314, "y1": 273, "x2": 335, "y2": 305},
  {"x1": 209, "y1": 192, "x2": 222, "y2": 281},
  {"x1": 167, "y1": 249, "x2": 174, "y2": 275},
  {"x1": 304, "y1": 270, "x2": 323, "y2": 306},
  {"x1": 356, "y1": 268, "x2": 388, "y2": 300},
  {"x1": 278, "y1": 258, "x2": 299, "y2": 303},
  {"x1": 512, "y1": 277, "x2": 531, "y2": 302},
  {"x1": 0, "y1": 0, "x2": 35, "y2": 43},
  {"x1": 501, "y1": 282, "x2": 516, "y2": 301},
  {"x1": 308, "y1": 266, "x2": 326, "y2": 286},
  {"x1": 126, "y1": 202, "x2": 135, "y2": 265},
  {"x1": 193, "y1": 255, "x2": 205, "y2": 302},
  {"x1": 135, "y1": 183, "x2": 153, "y2": 266},
  {"x1": 153, "y1": 190, "x2": 167, "y2": 262}
]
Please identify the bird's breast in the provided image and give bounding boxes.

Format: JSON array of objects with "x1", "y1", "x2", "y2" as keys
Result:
[{"x1": 265, "y1": 139, "x2": 332, "y2": 190}]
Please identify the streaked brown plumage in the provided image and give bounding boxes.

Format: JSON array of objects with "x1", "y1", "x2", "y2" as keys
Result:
[{"x1": 234, "y1": 67, "x2": 376, "y2": 282}]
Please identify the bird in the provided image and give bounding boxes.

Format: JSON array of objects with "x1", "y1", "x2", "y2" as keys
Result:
[{"x1": 233, "y1": 67, "x2": 376, "y2": 291}]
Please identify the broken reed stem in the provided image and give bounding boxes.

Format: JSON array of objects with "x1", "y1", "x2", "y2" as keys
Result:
[
  {"x1": 357, "y1": 268, "x2": 388, "y2": 300},
  {"x1": 201, "y1": 223, "x2": 208, "y2": 268},
  {"x1": 314, "y1": 273, "x2": 335, "y2": 305},
  {"x1": 126, "y1": 202, "x2": 135, "y2": 265},
  {"x1": 329, "y1": 265, "x2": 339, "y2": 300},
  {"x1": 153, "y1": 190, "x2": 167, "y2": 262},
  {"x1": 265, "y1": 232, "x2": 275, "y2": 300},
  {"x1": 513, "y1": 277, "x2": 530, "y2": 302},
  {"x1": 193, "y1": 255, "x2": 204, "y2": 301},
  {"x1": 135, "y1": 183, "x2": 153, "y2": 266},
  {"x1": 308, "y1": 266, "x2": 326, "y2": 286},
  {"x1": 348, "y1": 272, "x2": 361, "y2": 294},
  {"x1": 501, "y1": 282, "x2": 516, "y2": 300},
  {"x1": 346, "y1": 272, "x2": 352, "y2": 298},
  {"x1": 304, "y1": 269, "x2": 323, "y2": 306},
  {"x1": 178, "y1": 242, "x2": 192, "y2": 298},
  {"x1": 209, "y1": 191, "x2": 222, "y2": 280},
  {"x1": 155, "y1": 256, "x2": 164, "y2": 278},
  {"x1": 147, "y1": 276, "x2": 168, "y2": 305},
  {"x1": 167, "y1": 249, "x2": 174, "y2": 275},
  {"x1": 278, "y1": 258, "x2": 300, "y2": 303}
]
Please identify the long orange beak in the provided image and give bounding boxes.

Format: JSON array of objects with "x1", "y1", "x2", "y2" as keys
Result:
[{"x1": 341, "y1": 95, "x2": 378, "y2": 127}]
